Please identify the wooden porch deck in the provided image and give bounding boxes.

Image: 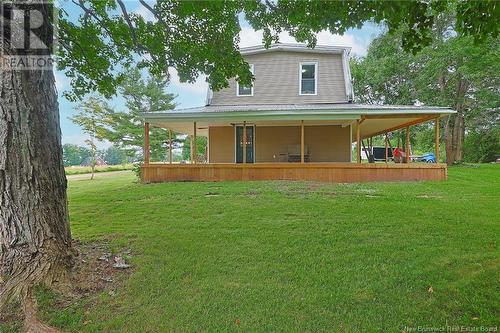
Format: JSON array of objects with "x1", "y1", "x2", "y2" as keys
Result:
[{"x1": 141, "y1": 163, "x2": 447, "y2": 183}]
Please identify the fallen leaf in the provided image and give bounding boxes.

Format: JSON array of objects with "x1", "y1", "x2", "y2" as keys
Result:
[{"x1": 235, "y1": 319, "x2": 241, "y2": 325}]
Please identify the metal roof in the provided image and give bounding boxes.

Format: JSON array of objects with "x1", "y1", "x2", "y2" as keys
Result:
[
  {"x1": 240, "y1": 43, "x2": 351, "y2": 55},
  {"x1": 143, "y1": 103, "x2": 455, "y2": 122}
]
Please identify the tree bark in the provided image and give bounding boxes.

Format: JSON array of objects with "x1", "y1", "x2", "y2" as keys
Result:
[
  {"x1": 453, "y1": 111, "x2": 465, "y2": 162},
  {"x1": 0, "y1": 6, "x2": 73, "y2": 310},
  {"x1": 445, "y1": 77, "x2": 468, "y2": 165},
  {"x1": 445, "y1": 111, "x2": 466, "y2": 165}
]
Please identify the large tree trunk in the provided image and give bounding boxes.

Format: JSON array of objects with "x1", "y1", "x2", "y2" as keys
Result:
[
  {"x1": 445, "y1": 77, "x2": 468, "y2": 165},
  {"x1": 445, "y1": 112, "x2": 465, "y2": 165},
  {"x1": 0, "y1": 4, "x2": 73, "y2": 312},
  {"x1": 453, "y1": 111, "x2": 465, "y2": 162}
]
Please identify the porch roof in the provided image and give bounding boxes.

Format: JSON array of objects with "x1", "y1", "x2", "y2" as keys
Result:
[
  {"x1": 142, "y1": 103, "x2": 455, "y2": 140},
  {"x1": 143, "y1": 103, "x2": 454, "y2": 120}
]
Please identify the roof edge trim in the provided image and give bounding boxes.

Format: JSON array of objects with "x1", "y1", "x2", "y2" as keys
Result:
[{"x1": 240, "y1": 43, "x2": 351, "y2": 56}]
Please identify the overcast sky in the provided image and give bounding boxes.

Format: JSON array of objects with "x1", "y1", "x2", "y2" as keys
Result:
[{"x1": 57, "y1": 2, "x2": 381, "y2": 148}]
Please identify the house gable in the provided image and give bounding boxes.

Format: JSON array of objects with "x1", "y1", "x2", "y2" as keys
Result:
[{"x1": 209, "y1": 45, "x2": 352, "y2": 106}]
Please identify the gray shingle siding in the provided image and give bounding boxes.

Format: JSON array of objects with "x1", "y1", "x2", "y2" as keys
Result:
[{"x1": 210, "y1": 51, "x2": 348, "y2": 105}]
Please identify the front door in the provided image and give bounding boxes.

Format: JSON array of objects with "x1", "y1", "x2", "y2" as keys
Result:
[{"x1": 236, "y1": 126, "x2": 254, "y2": 163}]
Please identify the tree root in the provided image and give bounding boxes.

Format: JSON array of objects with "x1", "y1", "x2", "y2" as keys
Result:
[
  {"x1": 0, "y1": 245, "x2": 74, "y2": 332},
  {"x1": 0, "y1": 283, "x2": 60, "y2": 333},
  {"x1": 0, "y1": 253, "x2": 72, "y2": 308},
  {"x1": 0, "y1": 239, "x2": 131, "y2": 332},
  {"x1": 23, "y1": 295, "x2": 60, "y2": 333}
]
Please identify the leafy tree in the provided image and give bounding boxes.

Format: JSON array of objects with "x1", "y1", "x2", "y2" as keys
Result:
[
  {"x1": 58, "y1": 1, "x2": 498, "y2": 101},
  {"x1": 351, "y1": 21, "x2": 499, "y2": 164},
  {"x1": 464, "y1": 128, "x2": 500, "y2": 163},
  {"x1": 413, "y1": 36, "x2": 499, "y2": 164},
  {"x1": 182, "y1": 136, "x2": 208, "y2": 162},
  {"x1": 2, "y1": 0, "x2": 498, "y2": 323},
  {"x1": 102, "y1": 145, "x2": 130, "y2": 165},
  {"x1": 71, "y1": 96, "x2": 112, "y2": 179},
  {"x1": 62, "y1": 144, "x2": 93, "y2": 166},
  {"x1": 104, "y1": 68, "x2": 179, "y2": 162}
]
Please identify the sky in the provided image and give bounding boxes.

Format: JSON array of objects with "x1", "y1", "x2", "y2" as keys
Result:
[{"x1": 57, "y1": 2, "x2": 381, "y2": 148}]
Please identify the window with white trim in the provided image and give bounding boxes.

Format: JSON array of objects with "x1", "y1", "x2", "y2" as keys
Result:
[
  {"x1": 237, "y1": 64, "x2": 254, "y2": 96},
  {"x1": 300, "y1": 62, "x2": 317, "y2": 95}
]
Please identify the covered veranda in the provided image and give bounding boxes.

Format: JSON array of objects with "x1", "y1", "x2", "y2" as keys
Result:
[{"x1": 140, "y1": 104, "x2": 455, "y2": 183}]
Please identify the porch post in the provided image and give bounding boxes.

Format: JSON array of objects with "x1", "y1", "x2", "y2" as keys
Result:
[
  {"x1": 242, "y1": 121, "x2": 247, "y2": 164},
  {"x1": 356, "y1": 119, "x2": 361, "y2": 163},
  {"x1": 405, "y1": 126, "x2": 411, "y2": 163},
  {"x1": 435, "y1": 117, "x2": 440, "y2": 162},
  {"x1": 385, "y1": 134, "x2": 388, "y2": 163},
  {"x1": 190, "y1": 135, "x2": 194, "y2": 163},
  {"x1": 144, "y1": 122, "x2": 150, "y2": 164},
  {"x1": 300, "y1": 120, "x2": 305, "y2": 163},
  {"x1": 193, "y1": 122, "x2": 197, "y2": 164},
  {"x1": 169, "y1": 129, "x2": 173, "y2": 164}
]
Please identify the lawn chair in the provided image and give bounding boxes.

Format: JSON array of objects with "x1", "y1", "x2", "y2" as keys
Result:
[{"x1": 287, "y1": 144, "x2": 309, "y2": 162}]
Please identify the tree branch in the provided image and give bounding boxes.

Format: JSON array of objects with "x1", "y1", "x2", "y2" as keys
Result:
[
  {"x1": 72, "y1": 0, "x2": 119, "y2": 44},
  {"x1": 138, "y1": 0, "x2": 161, "y2": 23},
  {"x1": 116, "y1": 0, "x2": 142, "y2": 51}
]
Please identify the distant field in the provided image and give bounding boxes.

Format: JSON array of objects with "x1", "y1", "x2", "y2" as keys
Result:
[
  {"x1": 65, "y1": 164, "x2": 134, "y2": 175},
  {"x1": 14, "y1": 164, "x2": 498, "y2": 332}
]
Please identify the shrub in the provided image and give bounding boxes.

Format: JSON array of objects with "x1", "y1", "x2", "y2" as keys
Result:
[
  {"x1": 132, "y1": 162, "x2": 142, "y2": 179},
  {"x1": 464, "y1": 127, "x2": 500, "y2": 163}
]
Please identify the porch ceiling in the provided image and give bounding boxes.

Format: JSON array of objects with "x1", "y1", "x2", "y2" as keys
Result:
[
  {"x1": 354, "y1": 116, "x2": 428, "y2": 140},
  {"x1": 148, "y1": 119, "x2": 353, "y2": 137},
  {"x1": 148, "y1": 116, "x2": 439, "y2": 141}
]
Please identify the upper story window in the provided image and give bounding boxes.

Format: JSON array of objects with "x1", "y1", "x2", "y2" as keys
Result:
[
  {"x1": 299, "y1": 62, "x2": 317, "y2": 95},
  {"x1": 237, "y1": 64, "x2": 254, "y2": 96}
]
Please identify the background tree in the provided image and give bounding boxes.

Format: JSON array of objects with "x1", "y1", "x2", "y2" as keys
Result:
[
  {"x1": 351, "y1": 20, "x2": 499, "y2": 164},
  {"x1": 63, "y1": 144, "x2": 93, "y2": 166},
  {"x1": 71, "y1": 97, "x2": 112, "y2": 179},
  {"x1": 182, "y1": 136, "x2": 208, "y2": 162},
  {"x1": 463, "y1": 128, "x2": 500, "y2": 163},
  {"x1": 2, "y1": 0, "x2": 498, "y2": 325},
  {"x1": 104, "y1": 68, "x2": 179, "y2": 162},
  {"x1": 414, "y1": 36, "x2": 499, "y2": 164},
  {"x1": 102, "y1": 145, "x2": 130, "y2": 165}
]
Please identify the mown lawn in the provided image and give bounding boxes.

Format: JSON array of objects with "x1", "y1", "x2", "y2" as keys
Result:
[
  {"x1": 55, "y1": 165, "x2": 500, "y2": 331},
  {"x1": 64, "y1": 164, "x2": 134, "y2": 175}
]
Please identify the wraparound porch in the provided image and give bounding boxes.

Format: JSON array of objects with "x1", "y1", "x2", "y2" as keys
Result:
[
  {"x1": 141, "y1": 162, "x2": 447, "y2": 183},
  {"x1": 140, "y1": 104, "x2": 454, "y2": 183}
]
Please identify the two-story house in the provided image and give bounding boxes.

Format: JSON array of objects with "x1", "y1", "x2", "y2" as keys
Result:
[{"x1": 141, "y1": 44, "x2": 455, "y2": 183}]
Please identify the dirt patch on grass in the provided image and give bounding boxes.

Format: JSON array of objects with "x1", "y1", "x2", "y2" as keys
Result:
[
  {"x1": 69, "y1": 240, "x2": 133, "y2": 295},
  {"x1": 246, "y1": 189, "x2": 260, "y2": 198},
  {"x1": 40, "y1": 239, "x2": 134, "y2": 330}
]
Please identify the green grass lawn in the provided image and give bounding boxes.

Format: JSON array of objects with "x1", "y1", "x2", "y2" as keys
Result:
[
  {"x1": 64, "y1": 164, "x2": 134, "y2": 175},
  {"x1": 53, "y1": 165, "x2": 500, "y2": 331}
]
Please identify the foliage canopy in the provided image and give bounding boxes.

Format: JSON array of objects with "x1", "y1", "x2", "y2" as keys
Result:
[
  {"x1": 57, "y1": 0, "x2": 499, "y2": 100},
  {"x1": 351, "y1": 19, "x2": 499, "y2": 163}
]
